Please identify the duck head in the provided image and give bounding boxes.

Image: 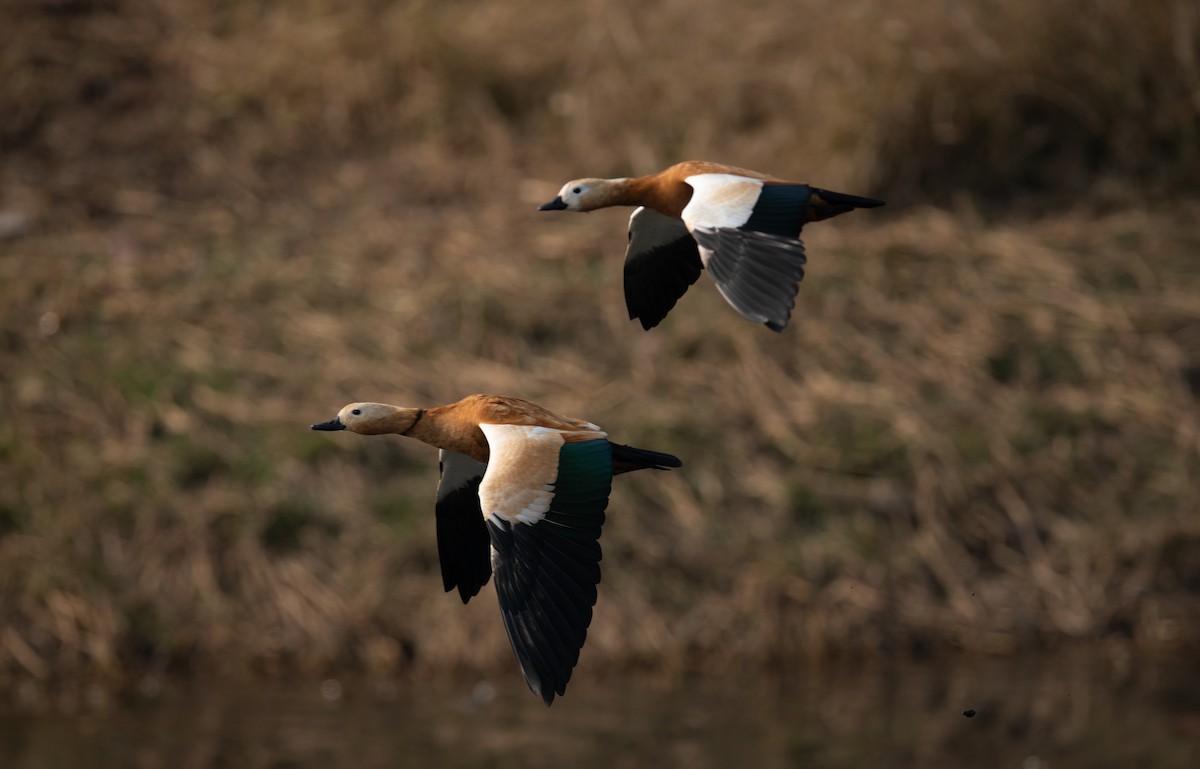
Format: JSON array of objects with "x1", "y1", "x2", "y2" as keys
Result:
[
  {"x1": 311, "y1": 402, "x2": 422, "y2": 436},
  {"x1": 539, "y1": 178, "x2": 617, "y2": 213}
]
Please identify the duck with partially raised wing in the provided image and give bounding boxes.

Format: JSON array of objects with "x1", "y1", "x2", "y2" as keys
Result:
[
  {"x1": 539, "y1": 160, "x2": 884, "y2": 332},
  {"x1": 311, "y1": 394, "x2": 682, "y2": 705}
]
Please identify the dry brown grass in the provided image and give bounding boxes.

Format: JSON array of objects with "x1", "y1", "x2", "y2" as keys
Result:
[{"x1": 1, "y1": 0, "x2": 1199, "y2": 686}]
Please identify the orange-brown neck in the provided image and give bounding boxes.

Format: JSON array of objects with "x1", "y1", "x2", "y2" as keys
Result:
[
  {"x1": 622, "y1": 173, "x2": 692, "y2": 219},
  {"x1": 408, "y1": 404, "x2": 489, "y2": 462}
]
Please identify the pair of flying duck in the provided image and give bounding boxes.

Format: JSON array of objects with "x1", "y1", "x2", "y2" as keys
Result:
[{"x1": 313, "y1": 161, "x2": 883, "y2": 704}]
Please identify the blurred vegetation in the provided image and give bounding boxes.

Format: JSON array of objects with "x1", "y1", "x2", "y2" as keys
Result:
[{"x1": 1, "y1": 0, "x2": 1198, "y2": 688}]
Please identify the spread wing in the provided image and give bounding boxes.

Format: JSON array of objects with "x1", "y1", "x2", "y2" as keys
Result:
[
  {"x1": 435, "y1": 450, "x2": 492, "y2": 604},
  {"x1": 682, "y1": 174, "x2": 810, "y2": 332},
  {"x1": 478, "y1": 424, "x2": 613, "y2": 705},
  {"x1": 691, "y1": 227, "x2": 806, "y2": 332},
  {"x1": 623, "y1": 207, "x2": 703, "y2": 330}
]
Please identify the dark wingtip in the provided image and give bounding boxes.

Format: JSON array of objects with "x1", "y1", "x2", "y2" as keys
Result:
[
  {"x1": 610, "y1": 443, "x2": 683, "y2": 473},
  {"x1": 524, "y1": 673, "x2": 556, "y2": 705},
  {"x1": 637, "y1": 315, "x2": 661, "y2": 331},
  {"x1": 310, "y1": 417, "x2": 346, "y2": 431},
  {"x1": 811, "y1": 188, "x2": 886, "y2": 211},
  {"x1": 538, "y1": 196, "x2": 568, "y2": 211},
  {"x1": 442, "y1": 579, "x2": 472, "y2": 604}
]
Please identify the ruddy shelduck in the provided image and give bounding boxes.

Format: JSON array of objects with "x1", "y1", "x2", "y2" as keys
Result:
[
  {"x1": 540, "y1": 160, "x2": 884, "y2": 332},
  {"x1": 311, "y1": 393, "x2": 682, "y2": 705}
]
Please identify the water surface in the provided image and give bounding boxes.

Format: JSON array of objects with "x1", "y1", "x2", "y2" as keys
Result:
[{"x1": 2, "y1": 654, "x2": 1197, "y2": 768}]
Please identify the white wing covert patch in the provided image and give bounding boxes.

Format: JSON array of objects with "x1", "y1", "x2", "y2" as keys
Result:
[
  {"x1": 628, "y1": 206, "x2": 692, "y2": 254},
  {"x1": 478, "y1": 424, "x2": 565, "y2": 525},
  {"x1": 682, "y1": 174, "x2": 764, "y2": 232},
  {"x1": 437, "y1": 449, "x2": 487, "y2": 497}
]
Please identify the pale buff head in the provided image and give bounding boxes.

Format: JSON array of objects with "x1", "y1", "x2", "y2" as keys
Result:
[
  {"x1": 310, "y1": 402, "x2": 420, "y2": 436},
  {"x1": 538, "y1": 178, "x2": 621, "y2": 213}
]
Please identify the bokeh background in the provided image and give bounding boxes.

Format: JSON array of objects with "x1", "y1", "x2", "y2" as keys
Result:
[{"x1": 2, "y1": 0, "x2": 1199, "y2": 697}]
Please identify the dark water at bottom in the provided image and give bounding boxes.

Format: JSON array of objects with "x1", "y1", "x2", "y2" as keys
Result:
[{"x1": 2, "y1": 654, "x2": 1197, "y2": 768}]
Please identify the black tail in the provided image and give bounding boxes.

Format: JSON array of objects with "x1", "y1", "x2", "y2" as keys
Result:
[
  {"x1": 610, "y1": 443, "x2": 683, "y2": 475},
  {"x1": 806, "y1": 187, "x2": 885, "y2": 223}
]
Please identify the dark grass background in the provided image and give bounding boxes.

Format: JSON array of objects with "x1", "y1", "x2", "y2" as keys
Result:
[{"x1": 1, "y1": 0, "x2": 1198, "y2": 687}]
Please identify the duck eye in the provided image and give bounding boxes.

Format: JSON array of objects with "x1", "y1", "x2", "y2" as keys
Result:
[
  {"x1": 572, "y1": 186, "x2": 582, "y2": 194},
  {"x1": 351, "y1": 408, "x2": 362, "y2": 416}
]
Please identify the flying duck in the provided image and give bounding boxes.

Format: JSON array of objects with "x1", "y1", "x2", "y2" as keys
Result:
[
  {"x1": 311, "y1": 394, "x2": 682, "y2": 704},
  {"x1": 539, "y1": 160, "x2": 884, "y2": 332}
]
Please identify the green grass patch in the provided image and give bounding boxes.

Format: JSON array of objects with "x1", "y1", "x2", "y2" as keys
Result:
[
  {"x1": 789, "y1": 484, "x2": 830, "y2": 531},
  {"x1": 259, "y1": 498, "x2": 342, "y2": 554},
  {"x1": 170, "y1": 438, "x2": 232, "y2": 490},
  {"x1": 370, "y1": 491, "x2": 424, "y2": 533},
  {"x1": 0, "y1": 503, "x2": 29, "y2": 538}
]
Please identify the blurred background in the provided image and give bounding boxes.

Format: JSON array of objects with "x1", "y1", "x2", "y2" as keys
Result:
[{"x1": 2, "y1": 0, "x2": 1199, "y2": 765}]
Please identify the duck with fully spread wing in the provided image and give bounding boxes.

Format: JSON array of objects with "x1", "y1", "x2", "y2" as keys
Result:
[
  {"x1": 540, "y1": 160, "x2": 883, "y2": 332},
  {"x1": 311, "y1": 393, "x2": 681, "y2": 705}
]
